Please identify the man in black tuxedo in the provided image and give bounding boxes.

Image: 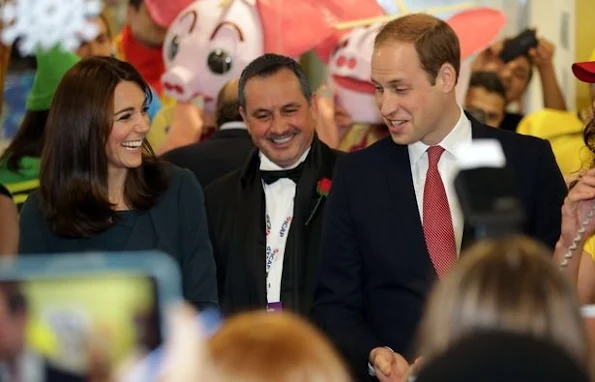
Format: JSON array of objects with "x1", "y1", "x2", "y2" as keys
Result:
[
  {"x1": 312, "y1": 14, "x2": 566, "y2": 381},
  {"x1": 205, "y1": 54, "x2": 341, "y2": 317},
  {"x1": 162, "y1": 80, "x2": 254, "y2": 188}
]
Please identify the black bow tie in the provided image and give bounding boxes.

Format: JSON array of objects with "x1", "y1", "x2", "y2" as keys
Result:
[{"x1": 260, "y1": 163, "x2": 304, "y2": 185}]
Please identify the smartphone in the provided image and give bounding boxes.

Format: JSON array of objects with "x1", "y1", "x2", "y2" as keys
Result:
[
  {"x1": 499, "y1": 29, "x2": 538, "y2": 63},
  {"x1": 0, "y1": 251, "x2": 183, "y2": 380}
]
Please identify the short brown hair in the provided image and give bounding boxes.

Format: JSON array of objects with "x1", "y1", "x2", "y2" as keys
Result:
[
  {"x1": 416, "y1": 235, "x2": 590, "y2": 368},
  {"x1": 375, "y1": 13, "x2": 460, "y2": 85},
  {"x1": 40, "y1": 56, "x2": 169, "y2": 237},
  {"x1": 207, "y1": 312, "x2": 351, "y2": 382}
]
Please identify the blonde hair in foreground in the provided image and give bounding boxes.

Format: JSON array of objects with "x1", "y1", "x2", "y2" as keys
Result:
[
  {"x1": 417, "y1": 235, "x2": 590, "y2": 368},
  {"x1": 207, "y1": 311, "x2": 351, "y2": 382}
]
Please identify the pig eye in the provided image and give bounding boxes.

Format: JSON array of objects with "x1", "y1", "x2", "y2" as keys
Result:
[
  {"x1": 332, "y1": 39, "x2": 350, "y2": 56},
  {"x1": 208, "y1": 49, "x2": 233, "y2": 74},
  {"x1": 168, "y1": 36, "x2": 180, "y2": 60}
]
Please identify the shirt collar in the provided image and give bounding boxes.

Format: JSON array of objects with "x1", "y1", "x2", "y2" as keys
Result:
[
  {"x1": 219, "y1": 121, "x2": 247, "y2": 131},
  {"x1": 259, "y1": 146, "x2": 311, "y2": 171},
  {"x1": 408, "y1": 105, "x2": 471, "y2": 165}
]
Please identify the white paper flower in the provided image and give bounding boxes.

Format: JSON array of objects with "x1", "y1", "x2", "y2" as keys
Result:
[{"x1": 1, "y1": 0, "x2": 102, "y2": 55}]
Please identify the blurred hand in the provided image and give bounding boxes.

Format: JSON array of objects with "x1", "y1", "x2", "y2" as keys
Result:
[
  {"x1": 158, "y1": 102, "x2": 204, "y2": 155},
  {"x1": 334, "y1": 102, "x2": 354, "y2": 132},
  {"x1": 471, "y1": 41, "x2": 505, "y2": 73},
  {"x1": 404, "y1": 356, "x2": 424, "y2": 381},
  {"x1": 560, "y1": 168, "x2": 595, "y2": 247},
  {"x1": 369, "y1": 347, "x2": 410, "y2": 382},
  {"x1": 159, "y1": 303, "x2": 206, "y2": 382},
  {"x1": 315, "y1": 84, "x2": 340, "y2": 149},
  {"x1": 529, "y1": 37, "x2": 555, "y2": 69}
]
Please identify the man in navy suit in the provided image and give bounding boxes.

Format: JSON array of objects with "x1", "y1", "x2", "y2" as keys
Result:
[{"x1": 311, "y1": 14, "x2": 566, "y2": 382}]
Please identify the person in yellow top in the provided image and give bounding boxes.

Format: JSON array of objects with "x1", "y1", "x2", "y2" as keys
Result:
[
  {"x1": 517, "y1": 49, "x2": 595, "y2": 179},
  {"x1": 554, "y1": 59, "x2": 595, "y2": 304}
]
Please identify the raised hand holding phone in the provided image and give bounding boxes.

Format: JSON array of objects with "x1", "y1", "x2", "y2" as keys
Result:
[{"x1": 558, "y1": 169, "x2": 595, "y2": 268}]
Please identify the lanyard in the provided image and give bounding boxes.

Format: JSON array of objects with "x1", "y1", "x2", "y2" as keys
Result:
[{"x1": 264, "y1": 180, "x2": 296, "y2": 303}]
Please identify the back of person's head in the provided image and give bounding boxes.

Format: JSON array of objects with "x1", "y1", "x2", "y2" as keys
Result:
[
  {"x1": 215, "y1": 79, "x2": 242, "y2": 127},
  {"x1": 41, "y1": 56, "x2": 167, "y2": 237},
  {"x1": 374, "y1": 13, "x2": 460, "y2": 85},
  {"x1": 207, "y1": 312, "x2": 351, "y2": 382},
  {"x1": 417, "y1": 235, "x2": 590, "y2": 368},
  {"x1": 238, "y1": 53, "x2": 312, "y2": 109},
  {"x1": 416, "y1": 331, "x2": 590, "y2": 382}
]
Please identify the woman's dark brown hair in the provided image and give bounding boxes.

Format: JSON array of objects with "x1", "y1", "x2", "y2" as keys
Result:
[
  {"x1": 0, "y1": 110, "x2": 48, "y2": 172},
  {"x1": 583, "y1": 117, "x2": 595, "y2": 168},
  {"x1": 40, "y1": 56, "x2": 168, "y2": 237}
]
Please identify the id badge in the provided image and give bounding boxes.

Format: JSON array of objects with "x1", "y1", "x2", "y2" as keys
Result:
[{"x1": 266, "y1": 302, "x2": 283, "y2": 313}]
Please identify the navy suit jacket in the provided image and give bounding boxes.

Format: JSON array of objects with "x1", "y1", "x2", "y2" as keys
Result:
[{"x1": 311, "y1": 117, "x2": 567, "y2": 380}]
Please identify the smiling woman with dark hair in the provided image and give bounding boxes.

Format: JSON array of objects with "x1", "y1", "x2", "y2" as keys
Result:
[{"x1": 18, "y1": 56, "x2": 218, "y2": 311}]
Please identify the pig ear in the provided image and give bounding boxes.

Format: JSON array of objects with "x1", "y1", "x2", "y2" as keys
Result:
[
  {"x1": 311, "y1": 0, "x2": 385, "y2": 64},
  {"x1": 446, "y1": 7, "x2": 506, "y2": 60},
  {"x1": 315, "y1": 35, "x2": 343, "y2": 65},
  {"x1": 256, "y1": 0, "x2": 334, "y2": 57}
]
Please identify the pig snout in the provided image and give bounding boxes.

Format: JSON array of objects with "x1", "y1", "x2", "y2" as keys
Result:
[
  {"x1": 335, "y1": 55, "x2": 357, "y2": 70},
  {"x1": 161, "y1": 66, "x2": 199, "y2": 101}
]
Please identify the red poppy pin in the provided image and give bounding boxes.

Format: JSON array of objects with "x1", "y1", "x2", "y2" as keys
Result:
[{"x1": 317, "y1": 177, "x2": 332, "y2": 197}]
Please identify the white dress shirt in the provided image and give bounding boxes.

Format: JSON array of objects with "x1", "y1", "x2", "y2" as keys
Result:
[
  {"x1": 407, "y1": 106, "x2": 472, "y2": 254},
  {"x1": 218, "y1": 121, "x2": 247, "y2": 131},
  {"x1": 260, "y1": 147, "x2": 311, "y2": 304}
]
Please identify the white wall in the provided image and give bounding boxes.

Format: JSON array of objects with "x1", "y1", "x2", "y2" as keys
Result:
[{"x1": 525, "y1": 0, "x2": 576, "y2": 111}]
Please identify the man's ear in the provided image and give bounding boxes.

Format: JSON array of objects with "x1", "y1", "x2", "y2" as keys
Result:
[
  {"x1": 436, "y1": 63, "x2": 458, "y2": 93},
  {"x1": 239, "y1": 106, "x2": 248, "y2": 123},
  {"x1": 309, "y1": 93, "x2": 319, "y2": 117}
]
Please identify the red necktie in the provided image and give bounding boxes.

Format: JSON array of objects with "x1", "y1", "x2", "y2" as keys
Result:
[{"x1": 423, "y1": 146, "x2": 456, "y2": 278}]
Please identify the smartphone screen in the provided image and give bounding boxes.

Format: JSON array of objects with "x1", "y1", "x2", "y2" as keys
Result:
[{"x1": 0, "y1": 273, "x2": 161, "y2": 379}]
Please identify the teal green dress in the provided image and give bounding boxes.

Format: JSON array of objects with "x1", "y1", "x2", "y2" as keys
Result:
[{"x1": 18, "y1": 165, "x2": 218, "y2": 311}]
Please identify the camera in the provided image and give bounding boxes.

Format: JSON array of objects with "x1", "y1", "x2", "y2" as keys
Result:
[
  {"x1": 499, "y1": 29, "x2": 538, "y2": 63},
  {"x1": 454, "y1": 140, "x2": 525, "y2": 243}
]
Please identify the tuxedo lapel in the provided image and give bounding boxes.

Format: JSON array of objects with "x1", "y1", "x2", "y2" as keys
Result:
[
  {"x1": 238, "y1": 151, "x2": 268, "y2": 307},
  {"x1": 295, "y1": 136, "x2": 329, "y2": 226},
  {"x1": 282, "y1": 135, "x2": 338, "y2": 313}
]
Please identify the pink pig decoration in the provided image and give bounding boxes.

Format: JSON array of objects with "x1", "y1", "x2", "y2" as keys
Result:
[
  {"x1": 328, "y1": 7, "x2": 506, "y2": 124},
  {"x1": 161, "y1": 0, "x2": 340, "y2": 110},
  {"x1": 328, "y1": 24, "x2": 383, "y2": 125},
  {"x1": 312, "y1": 0, "x2": 386, "y2": 63},
  {"x1": 145, "y1": 0, "x2": 196, "y2": 28}
]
